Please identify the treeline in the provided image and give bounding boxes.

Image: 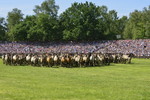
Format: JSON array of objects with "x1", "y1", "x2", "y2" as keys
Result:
[{"x1": 0, "y1": 0, "x2": 150, "y2": 41}]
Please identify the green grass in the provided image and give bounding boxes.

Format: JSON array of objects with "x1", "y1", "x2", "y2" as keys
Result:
[{"x1": 0, "y1": 59, "x2": 150, "y2": 100}]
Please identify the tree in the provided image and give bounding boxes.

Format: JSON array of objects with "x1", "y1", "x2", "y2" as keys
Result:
[
  {"x1": 26, "y1": 14, "x2": 61, "y2": 41},
  {"x1": 10, "y1": 22, "x2": 27, "y2": 41},
  {"x1": 7, "y1": 8, "x2": 23, "y2": 30},
  {"x1": 27, "y1": 0, "x2": 61, "y2": 41},
  {"x1": 123, "y1": 6, "x2": 150, "y2": 39},
  {"x1": 60, "y1": 2, "x2": 107, "y2": 41},
  {"x1": 6, "y1": 8, "x2": 24, "y2": 41},
  {"x1": 142, "y1": 6, "x2": 150, "y2": 38},
  {"x1": 0, "y1": 17, "x2": 7, "y2": 40},
  {"x1": 117, "y1": 16, "x2": 128, "y2": 37},
  {"x1": 33, "y1": 0, "x2": 59, "y2": 17},
  {"x1": 103, "y1": 10, "x2": 119, "y2": 39}
]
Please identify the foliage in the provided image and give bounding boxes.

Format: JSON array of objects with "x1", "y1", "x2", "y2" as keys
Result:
[
  {"x1": 60, "y1": 2, "x2": 120, "y2": 40},
  {"x1": 26, "y1": 14, "x2": 61, "y2": 41},
  {"x1": 6, "y1": 0, "x2": 60, "y2": 42},
  {"x1": 123, "y1": 6, "x2": 150, "y2": 39},
  {"x1": 0, "y1": 17, "x2": 7, "y2": 40},
  {"x1": 6, "y1": 8, "x2": 24, "y2": 41},
  {"x1": 7, "y1": 8, "x2": 23, "y2": 28},
  {"x1": 33, "y1": 0, "x2": 59, "y2": 17},
  {"x1": 1, "y1": 0, "x2": 150, "y2": 41}
]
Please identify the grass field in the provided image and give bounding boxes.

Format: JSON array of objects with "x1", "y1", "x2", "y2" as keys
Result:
[{"x1": 0, "y1": 59, "x2": 150, "y2": 100}]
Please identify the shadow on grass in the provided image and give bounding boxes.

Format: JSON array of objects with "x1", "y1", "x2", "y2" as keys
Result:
[{"x1": 2, "y1": 62, "x2": 135, "y2": 69}]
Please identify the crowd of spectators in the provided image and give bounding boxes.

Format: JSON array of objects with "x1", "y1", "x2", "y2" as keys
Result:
[
  {"x1": 0, "y1": 39, "x2": 150, "y2": 58},
  {"x1": 96, "y1": 39, "x2": 150, "y2": 58}
]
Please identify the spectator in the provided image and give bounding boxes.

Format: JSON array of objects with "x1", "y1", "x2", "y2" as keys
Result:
[{"x1": 0, "y1": 39, "x2": 150, "y2": 58}]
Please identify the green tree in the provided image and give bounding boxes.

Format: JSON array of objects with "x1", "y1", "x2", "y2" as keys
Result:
[
  {"x1": 7, "y1": 0, "x2": 61, "y2": 42},
  {"x1": 6, "y1": 8, "x2": 24, "y2": 41},
  {"x1": 117, "y1": 16, "x2": 128, "y2": 37},
  {"x1": 0, "y1": 17, "x2": 7, "y2": 40},
  {"x1": 6, "y1": 15, "x2": 36, "y2": 41},
  {"x1": 123, "y1": 10, "x2": 143, "y2": 39},
  {"x1": 123, "y1": 20, "x2": 133, "y2": 39},
  {"x1": 33, "y1": 0, "x2": 59, "y2": 17},
  {"x1": 142, "y1": 6, "x2": 150, "y2": 38},
  {"x1": 27, "y1": 0, "x2": 61, "y2": 41},
  {"x1": 123, "y1": 6, "x2": 150, "y2": 39},
  {"x1": 36, "y1": 13, "x2": 61, "y2": 41},
  {"x1": 103, "y1": 10, "x2": 119, "y2": 39},
  {"x1": 7, "y1": 8, "x2": 23, "y2": 30},
  {"x1": 10, "y1": 23, "x2": 27, "y2": 41},
  {"x1": 26, "y1": 14, "x2": 61, "y2": 41},
  {"x1": 60, "y1": 2, "x2": 107, "y2": 41}
]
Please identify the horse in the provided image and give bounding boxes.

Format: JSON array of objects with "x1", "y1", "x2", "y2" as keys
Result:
[
  {"x1": 38, "y1": 54, "x2": 47, "y2": 67},
  {"x1": 89, "y1": 53, "x2": 96, "y2": 66},
  {"x1": 31, "y1": 55, "x2": 38, "y2": 66},
  {"x1": 4, "y1": 53, "x2": 11, "y2": 65},
  {"x1": 74, "y1": 54, "x2": 82, "y2": 67},
  {"x1": 53, "y1": 54, "x2": 60, "y2": 66},
  {"x1": 121, "y1": 53, "x2": 134, "y2": 64},
  {"x1": 82, "y1": 54, "x2": 89, "y2": 67},
  {"x1": 26, "y1": 54, "x2": 31, "y2": 65},
  {"x1": 46, "y1": 54, "x2": 54, "y2": 67}
]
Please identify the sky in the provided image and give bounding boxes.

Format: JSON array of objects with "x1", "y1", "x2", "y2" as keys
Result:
[{"x1": 0, "y1": 0, "x2": 150, "y2": 18}]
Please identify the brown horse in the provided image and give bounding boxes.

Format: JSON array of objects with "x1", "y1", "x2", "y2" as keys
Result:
[
  {"x1": 38, "y1": 54, "x2": 47, "y2": 67},
  {"x1": 60, "y1": 54, "x2": 71, "y2": 67},
  {"x1": 46, "y1": 54, "x2": 54, "y2": 67}
]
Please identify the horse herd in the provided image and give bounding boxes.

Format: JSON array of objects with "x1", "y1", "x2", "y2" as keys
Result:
[{"x1": 1, "y1": 53, "x2": 134, "y2": 68}]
